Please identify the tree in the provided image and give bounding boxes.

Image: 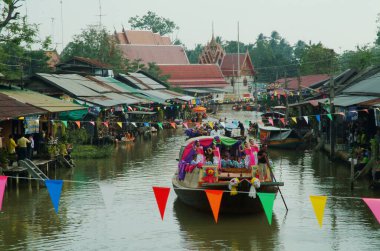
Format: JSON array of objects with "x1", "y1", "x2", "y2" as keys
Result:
[
  {"x1": 60, "y1": 25, "x2": 128, "y2": 72},
  {"x1": 128, "y1": 11, "x2": 179, "y2": 36},
  {"x1": 340, "y1": 45, "x2": 375, "y2": 71},
  {"x1": 300, "y1": 43, "x2": 337, "y2": 75},
  {"x1": 376, "y1": 13, "x2": 380, "y2": 46},
  {"x1": 186, "y1": 44, "x2": 204, "y2": 64}
]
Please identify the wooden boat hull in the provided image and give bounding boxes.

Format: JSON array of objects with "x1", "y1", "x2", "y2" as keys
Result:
[
  {"x1": 172, "y1": 176, "x2": 279, "y2": 214},
  {"x1": 265, "y1": 138, "x2": 304, "y2": 149}
]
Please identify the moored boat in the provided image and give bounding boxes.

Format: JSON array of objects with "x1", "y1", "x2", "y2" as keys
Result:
[
  {"x1": 173, "y1": 136, "x2": 283, "y2": 213},
  {"x1": 259, "y1": 125, "x2": 303, "y2": 149}
]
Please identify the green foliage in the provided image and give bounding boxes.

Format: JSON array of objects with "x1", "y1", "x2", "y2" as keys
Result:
[
  {"x1": 71, "y1": 145, "x2": 113, "y2": 159},
  {"x1": 339, "y1": 46, "x2": 375, "y2": 71},
  {"x1": 60, "y1": 25, "x2": 128, "y2": 73},
  {"x1": 186, "y1": 44, "x2": 204, "y2": 64},
  {"x1": 67, "y1": 128, "x2": 89, "y2": 145},
  {"x1": 300, "y1": 43, "x2": 337, "y2": 75},
  {"x1": 376, "y1": 13, "x2": 380, "y2": 46},
  {"x1": 128, "y1": 11, "x2": 179, "y2": 36}
]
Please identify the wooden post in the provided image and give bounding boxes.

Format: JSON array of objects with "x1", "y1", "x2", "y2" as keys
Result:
[
  {"x1": 284, "y1": 71, "x2": 289, "y2": 122},
  {"x1": 329, "y1": 76, "x2": 336, "y2": 160},
  {"x1": 350, "y1": 150, "x2": 355, "y2": 190}
]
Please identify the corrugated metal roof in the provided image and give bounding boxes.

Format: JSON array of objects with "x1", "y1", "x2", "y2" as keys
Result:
[
  {"x1": 318, "y1": 95, "x2": 378, "y2": 107},
  {"x1": 343, "y1": 73, "x2": 380, "y2": 95},
  {"x1": 0, "y1": 93, "x2": 45, "y2": 120},
  {"x1": 36, "y1": 73, "x2": 103, "y2": 97},
  {"x1": 119, "y1": 74, "x2": 148, "y2": 90},
  {"x1": 129, "y1": 73, "x2": 166, "y2": 90},
  {"x1": 93, "y1": 76, "x2": 139, "y2": 93},
  {"x1": 0, "y1": 89, "x2": 84, "y2": 112}
]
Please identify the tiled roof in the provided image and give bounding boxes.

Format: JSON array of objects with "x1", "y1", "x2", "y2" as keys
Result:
[
  {"x1": 115, "y1": 30, "x2": 171, "y2": 45},
  {"x1": 158, "y1": 64, "x2": 229, "y2": 88},
  {"x1": 0, "y1": 92, "x2": 45, "y2": 120},
  {"x1": 220, "y1": 53, "x2": 254, "y2": 77},
  {"x1": 275, "y1": 74, "x2": 330, "y2": 90},
  {"x1": 71, "y1": 56, "x2": 111, "y2": 69},
  {"x1": 117, "y1": 45, "x2": 189, "y2": 65}
]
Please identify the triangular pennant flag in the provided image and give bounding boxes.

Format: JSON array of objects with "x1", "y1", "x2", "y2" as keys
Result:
[
  {"x1": 208, "y1": 121, "x2": 214, "y2": 129},
  {"x1": 157, "y1": 122, "x2": 163, "y2": 129},
  {"x1": 144, "y1": 122, "x2": 149, "y2": 127},
  {"x1": 45, "y1": 180, "x2": 63, "y2": 214},
  {"x1": 220, "y1": 122, "x2": 225, "y2": 128},
  {"x1": 310, "y1": 195, "x2": 327, "y2": 228},
  {"x1": 170, "y1": 122, "x2": 176, "y2": 129},
  {"x1": 291, "y1": 117, "x2": 297, "y2": 124},
  {"x1": 363, "y1": 109, "x2": 369, "y2": 113},
  {"x1": 268, "y1": 118, "x2": 274, "y2": 126},
  {"x1": 244, "y1": 120, "x2": 250, "y2": 126},
  {"x1": 316, "y1": 115, "x2": 321, "y2": 122},
  {"x1": 128, "y1": 106, "x2": 133, "y2": 111},
  {"x1": 18, "y1": 116, "x2": 24, "y2": 120},
  {"x1": 257, "y1": 192, "x2": 276, "y2": 225},
  {"x1": 182, "y1": 122, "x2": 188, "y2": 129},
  {"x1": 131, "y1": 122, "x2": 137, "y2": 127},
  {"x1": 117, "y1": 122, "x2": 123, "y2": 128},
  {"x1": 102, "y1": 121, "x2": 109, "y2": 128},
  {"x1": 362, "y1": 198, "x2": 380, "y2": 224},
  {"x1": 89, "y1": 121, "x2": 95, "y2": 126},
  {"x1": 98, "y1": 182, "x2": 117, "y2": 210},
  {"x1": 61, "y1": 121, "x2": 67, "y2": 128},
  {"x1": 327, "y1": 114, "x2": 333, "y2": 121},
  {"x1": 303, "y1": 116, "x2": 309, "y2": 124},
  {"x1": 279, "y1": 118, "x2": 285, "y2": 125},
  {"x1": 338, "y1": 112, "x2": 345, "y2": 117},
  {"x1": 0, "y1": 176, "x2": 8, "y2": 211},
  {"x1": 205, "y1": 190, "x2": 223, "y2": 223},
  {"x1": 74, "y1": 121, "x2": 80, "y2": 128},
  {"x1": 152, "y1": 187, "x2": 170, "y2": 220}
]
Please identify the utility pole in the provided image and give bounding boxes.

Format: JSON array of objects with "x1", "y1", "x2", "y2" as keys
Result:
[
  {"x1": 60, "y1": 0, "x2": 64, "y2": 52},
  {"x1": 237, "y1": 21, "x2": 240, "y2": 100},
  {"x1": 284, "y1": 71, "x2": 289, "y2": 122},
  {"x1": 329, "y1": 76, "x2": 336, "y2": 160}
]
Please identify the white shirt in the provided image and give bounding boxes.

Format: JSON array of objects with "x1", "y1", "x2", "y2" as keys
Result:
[{"x1": 210, "y1": 130, "x2": 221, "y2": 136}]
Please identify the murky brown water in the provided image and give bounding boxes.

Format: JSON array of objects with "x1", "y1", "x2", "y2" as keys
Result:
[{"x1": 0, "y1": 106, "x2": 379, "y2": 250}]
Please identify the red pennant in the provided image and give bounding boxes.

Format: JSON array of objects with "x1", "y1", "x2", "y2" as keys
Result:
[
  {"x1": 102, "y1": 121, "x2": 109, "y2": 128},
  {"x1": 280, "y1": 118, "x2": 285, "y2": 125},
  {"x1": 183, "y1": 122, "x2": 188, "y2": 129},
  {"x1": 89, "y1": 121, "x2": 95, "y2": 126},
  {"x1": 205, "y1": 190, "x2": 223, "y2": 223},
  {"x1": 75, "y1": 121, "x2": 81, "y2": 128},
  {"x1": 170, "y1": 122, "x2": 176, "y2": 129},
  {"x1": 268, "y1": 118, "x2": 274, "y2": 126},
  {"x1": 152, "y1": 187, "x2": 170, "y2": 220},
  {"x1": 363, "y1": 109, "x2": 369, "y2": 114}
]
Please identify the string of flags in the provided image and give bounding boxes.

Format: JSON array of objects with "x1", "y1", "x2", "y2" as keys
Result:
[{"x1": 1, "y1": 176, "x2": 379, "y2": 227}]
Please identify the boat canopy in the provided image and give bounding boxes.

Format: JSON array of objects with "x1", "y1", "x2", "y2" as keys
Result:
[
  {"x1": 269, "y1": 130, "x2": 293, "y2": 141},
  {"x1": 181, "y1": 136, "x2": 242, "y2": 163}
]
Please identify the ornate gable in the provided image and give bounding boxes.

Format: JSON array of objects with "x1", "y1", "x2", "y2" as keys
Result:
[{"x1": 198, "y1": 35, "x2": 225, "y2": 65}]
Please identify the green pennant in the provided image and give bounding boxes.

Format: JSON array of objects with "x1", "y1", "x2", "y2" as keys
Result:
[
  {"x1": 62, "y1": 121, "x2": 68, "y2": 128},
  {"x1": 244, "y1": 120, "x2": 250, "y2": 126},
  {"x1": 327, "y1": 114, "x2": 333, "y2": 121},
  {"x1": 257, "y1": 192, "x2": 276, "y2": 225},
  {"x1": 157, "y1": 122, "x2": 163, "y2": 129}
]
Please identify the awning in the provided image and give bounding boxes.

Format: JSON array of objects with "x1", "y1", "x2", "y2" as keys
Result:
[
  {"x1": 318, "y1": 95, "x2": 379, "y2": 107},
  {"x1": 126, "y1": 111, "x2": 156, "y2": 115}
]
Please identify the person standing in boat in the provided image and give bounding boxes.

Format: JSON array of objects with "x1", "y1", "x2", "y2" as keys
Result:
[
  {"x1": 257, "y1": 144, "x2": 269, "y2": 181},
  {"x1": 240, "y1": 141, "x2": 255, "y2": 169},
  {"x1": 249, "y1": 138, "x2": 259, "y2": 165},
  {"x1": 193, "y1": 140, "x2": 205, "y2": 164}
]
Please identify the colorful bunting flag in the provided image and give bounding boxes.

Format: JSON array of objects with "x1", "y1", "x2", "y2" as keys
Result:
[
  {"x1": 116, "y1": 122, "x2": 122, "y2": 128},
  {"x1": 363, "y1": 109, "x2": 369, "y2": 114},
  {"x1": 268, "y1": 118, "x2": 274, "y2": 126},
  {"x1": 131, "y1": 122, "x2": 137, "y2": 127},
  {"x1": 316, "y1": 115, "x2": 321, "y2": 122},
  {"x1": 144, "y1": 122, "x2": 149, "y2": 127},
  {"x1": 45, "y1": 180, "x2": 63, "y2": 214},
  {"x1": 208, "y1": 121, "x2": 214, "y2": 129},
  {"x1": 280, "y1": 118, "x2": 285, "y2": 125},
  {"x1": 61, "y1": 121, "x2": 68, "y2": 128},
  {"x1": 182, "y1": 122, "x2": 188, "y2": 129},
  {"x1": 152, "y1": 187, "x2": 170, "y2": 220},
  {"x1": 75, "y1": 121, "x2": 80, "y2": 128},
  {"x1": 205, "y1": 190, "x2": 224, "y2": 223},
  {"x1": 303, "y1": 116, "x2": 309, "y2": 124},
  {"x1": 157, "y1": 122, "x2": 163, "y2": 129},
  {"x1": 18, "y1": 117, "x2": 24, "y2": 120},
  {"x1": 128, "y1": 106, "x2": 133, "y2": 111},
  {"x1": 89, "y1": 121, "x2": 95, "y2": 126},
  {"x1": 99, "y1": 182, "x2": 116, "y2": 210},
  {"x1": 0, "y1": 176, "x2": 7, "y2": 211},
  {"x1": 327, "y1": 114, "x2": 333, "y2": 121},
  {"x1": 170, "y1": 122, "x2": 176, "y2": 129},
  {"x1": 103, "y1": 121, "x2": 109, "y2": 128},
  {"x1": 257, "y1": 192, "x2": 276, "y2": 225},
  {"x1": 310, "y1": 195, "x2": 327, "y2": 228},
  {"x1": 220, "y1": 122, "x2": 226, "y2": 128},
  {"x1": 362, "y1": 198, "x2": 380, "y2": 224},
  {"x1": 291, "y1": 117, "x2": 297, "y2": 124}
]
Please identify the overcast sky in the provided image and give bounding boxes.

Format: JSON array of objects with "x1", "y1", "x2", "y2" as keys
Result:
[{"x1": 25, "y1": 0, "x2": 379, "y2": 53}]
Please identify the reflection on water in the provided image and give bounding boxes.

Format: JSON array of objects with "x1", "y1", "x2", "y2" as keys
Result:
[{"x1": 0, "y1": 110, "x2": 380, "y2": 250}]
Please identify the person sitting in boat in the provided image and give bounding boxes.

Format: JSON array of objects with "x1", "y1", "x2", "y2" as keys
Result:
[
  {"x1": 237, "y1": 154, "x2": 246, "y2": 168},
  {"x1": 239, "y1": 141, "x2": 255, "y2": 169},
  {"x1": 204, "y1": 156, "x2": 213, "y2": 165},
  {"x1": 207, "y1": 142, "x2": 221, "y2": 170},
  {"x1": 193, "y1": 140, "x2": 205, "y2": 164},
  {"x1": 257, "y1": 144, "x2": 269, "y2": 181}
]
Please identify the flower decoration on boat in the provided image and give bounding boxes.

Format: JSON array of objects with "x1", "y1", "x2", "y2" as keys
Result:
[
  {"x1": 202, "y1": 167, "x2": 217, "y2": 183},
  {"x1": 248, "y1": 178, "x2": 261, "y2": 198},
  {"x1": 228, "y1": 178, "x2": 240, "y2": 196}
]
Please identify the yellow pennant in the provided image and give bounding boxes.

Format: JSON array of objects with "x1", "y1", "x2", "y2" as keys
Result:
[
  {"x1": 208, "y1": 121, "x2": 214, "y2": 129},
  {"x1": 291, "y1": 117, "x2": 297, "y2": 123},
  {"x1": 117, "y1": 122, "x2": 123, "y2": 128},
  {"x1": 310, "y1": 195, "x2": 327, "y2": 228}
]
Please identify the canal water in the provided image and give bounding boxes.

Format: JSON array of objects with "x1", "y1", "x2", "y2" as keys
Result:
[{"x1": 0, "y1": 107, "x2": 379, "y2": 250}]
